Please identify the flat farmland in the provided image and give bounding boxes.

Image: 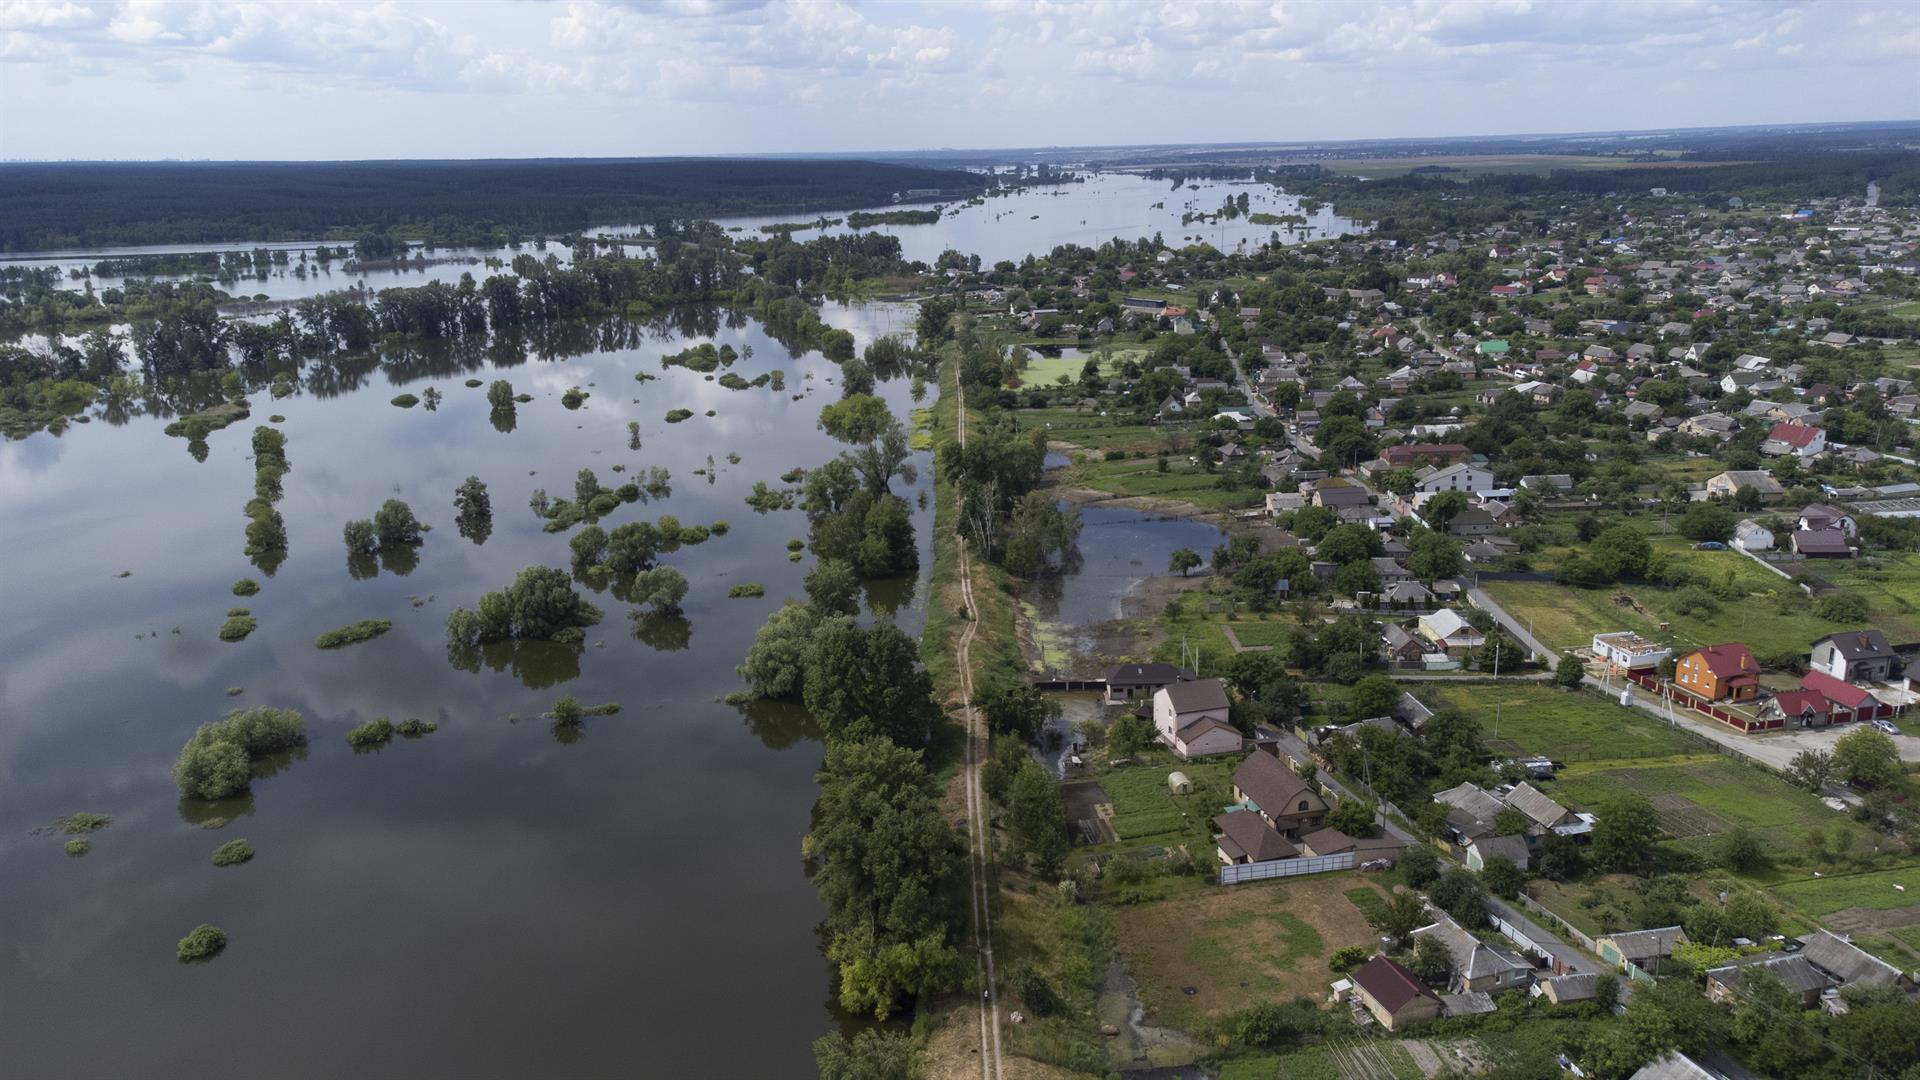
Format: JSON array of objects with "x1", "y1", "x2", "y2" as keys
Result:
[{"x1": 1430, "y1": 684, "x2": 1698, "y2": 762}]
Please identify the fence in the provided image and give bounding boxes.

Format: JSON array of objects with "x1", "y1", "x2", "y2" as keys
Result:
[
  {"x1": 1491, "y1": 912, "x2": 1556, "y2": 966},
  {"x1": 1620, "y1": 670, "x2": 1784, "y2": 732},
  {"x1": 1219, "y1": 851, "x2": 1355, "y2": 885},
  {"x1": 1515, "y1": 892, "x2": 1598, "y2": 952}
]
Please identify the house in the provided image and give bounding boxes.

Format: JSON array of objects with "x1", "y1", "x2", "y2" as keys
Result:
[
  {"x1": 1792, "y1": 530, "x2": 1855, "y2": 558},
  {"x1": 1596, "y1": 926, "x2": 1689, "y2": 980},
  {"x1": 1348, "y1": 955, "x2": 1444, "y2": 1031},
  {"x1": 1800, "y1": 670, "x2": 1889, "y2": 723},
  {"x1": 1230, "y1": 751, "x2": 1329, "y2": 837},
  {"x1": 1761, "y1": 422, "x2": 1827, "y2": 459},
  {"x1": 1413, "y1": 912, "x2": 1534, "y2": 993},
  {"x1": 1674, "y1": 643, "x2": 1761, "y2": 702},
  {"x1": 1432, "y1": 782, "x2": 1505, "y2": 842},
  {"x1": 1313, "y1": 483, "x2": 1375, "y2": 510},
  {"x1": 1681, "y1": 414, "x2": 1738, "y2": 440},
  {"x1": 1799, "y1": 504, "x2": 1857, "y2": 536},
  {"x1": 1152, "y1": 679, "x2": 1240, "y2": 759},
  {"x1": 1810, "y1": 629, "x2": 1899, "y2": 682},
  {"x1": 1464, "y1": 833, "x2": 1532, "y2": 872},
  {"x1": 1592, "y1": 631, "x2": 1671, "y2": 672},
  {"x1": 1758, "y1": 688, "x2": 1845, "y2": 728},
  {"x1": 1733, "y1": 520, "x2": 1775, "y2": 552},
  {"x1": 1382, "y1": 624, "x2": 1428, "y2": 665},
  {"x1": 1379, "y1": 580, "x2": 1436, "y2": 609},
  {"x1": 1295, "y1": 827, "x2": 1405, "y2": 860},
  {"x1": 1705, "y1": 953, "x2": 1831, "y2": 1009},
  {"x1": 1104, "y1": 663, "x2": 1195, "y2": 705},
  {"x1": 1533, "y1": 973, "x2": 1602, "y2": 1004},
  {"x1": 1212, "y1": 808, "x2": 1298, "y2": 865},
  {"x1": 1418, "y1": 609, "x2": 1486, "y2": 654},
  {"x1": 1798, "y1": 930, "x2": 1907, "y2": 991},
  {"x1": 1504, "y1": 782, "x2": 1577, "y2": 833},
  {"x1": 1705, "y1": 470, "x2": 1783, "y2": 499},
  {"x1": 1415, "y1": 463, "x2": 1496, "y2": 495}
]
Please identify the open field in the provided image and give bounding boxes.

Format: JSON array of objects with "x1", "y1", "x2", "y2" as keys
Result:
[
  {"x1": 1020, "y1": 406, "x2": 1176, "y2": 454},
  {"x1": 1062, "y1": 457, "x2": 1263, "y2": 511},
  {"x1": 1112, "y1": 872, "x2": 1388, "y2": 1031},
  {"x1": 1772, "y1": 866, "x2": 1920, "y2": 916},
  {"x1": 1430, "y1": 683, "x2": 1699, "y2": 762},
  {"x1": 1012, "y1": 349, "x2": 1146, "y2": 389},
  {"x1": 1550, "y1": 754, "x2": 1839, "y2": 850},
  {"x1": 1225, "y1": 619, "x2": 1293, "y2": 649}
]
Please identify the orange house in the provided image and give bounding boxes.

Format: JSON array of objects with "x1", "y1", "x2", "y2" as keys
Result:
[{"x1": 1675, "y1": 643, "x2": 1761, "y2": 702}]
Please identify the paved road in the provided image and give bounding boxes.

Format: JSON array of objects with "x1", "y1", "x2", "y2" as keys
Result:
[{"x1": 1464, "y1": 583, "x2": 1560, "y2": 665}]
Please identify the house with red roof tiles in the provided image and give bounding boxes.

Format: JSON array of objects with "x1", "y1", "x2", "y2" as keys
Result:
[{"x1": 1674, "y1": 643, "x2": 1761, "y2": 702}]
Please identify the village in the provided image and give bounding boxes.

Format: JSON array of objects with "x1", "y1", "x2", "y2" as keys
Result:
[{"x1": 931, "y1": 173, "x2": 1920, "y2": 1079}]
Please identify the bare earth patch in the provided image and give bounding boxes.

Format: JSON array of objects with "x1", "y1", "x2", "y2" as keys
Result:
[
  {"x1": 1112, "y1": 873, "x2": 1386, "y2": 1030},
  {"x1": 1826, "y1": 904, "x2": 1920, "y2": 933}
]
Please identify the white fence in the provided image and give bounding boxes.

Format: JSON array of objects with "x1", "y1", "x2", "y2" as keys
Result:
[
  {"x1": 1219, "y1": 852, "x2": 1355, "y2": 885},
  {"x1": 1491, "y1": 912, "x2": 1554, "y2": 965}
]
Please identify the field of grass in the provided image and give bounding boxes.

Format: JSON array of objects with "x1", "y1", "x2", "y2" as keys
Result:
[
  {"x1": 1154, "y1": 590, "x2": 1238, "y2": 677},
  {"x1": 1019, "y1": 406, "x2": 1174, "y2": 454},
  {"x1": 1225, "y1": 619, "x2": 1292, "y2": 649},
  {"x1": 1112, "y1": 872, "x2": 1387, "y2": 1031},
  {"x1": 1012, "y1": 348, "x2": 1147, "y2": 389},
  {"x1": 1064, "y1": 457, "x2": 1262, "y2": 511},
  {"x1": 1771, "y1": 866, "x2": 1920, "y2": 915},
  {"x1": 1429, "y1": 683, "x2": 1699, "y2": 762},
  {"x1": 1551, "y1": 754, "x2": 1840, "y2": 850}
]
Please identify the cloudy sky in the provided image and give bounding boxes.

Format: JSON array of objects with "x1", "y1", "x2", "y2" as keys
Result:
[{"x1": 2, "y1": 0, "x2": 1916, "y2": 160}]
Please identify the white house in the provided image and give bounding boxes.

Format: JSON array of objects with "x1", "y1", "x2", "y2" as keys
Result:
[
  {"x1": 1152, "y1": 679, "x2": 1239, "y2": 759},
  {"x1": 1591, "y1": 631, "x2": 1671, "y2": 672},
  {"x1": 1415, "y1": 463, "x2": 1496, "y2": 496},
  {"x1": 1418, "y1": 609, "x2": 1486, "y2": 654},
  {"x1": 1733, "y1": 520, "x2": 1775, "y2": 552}
]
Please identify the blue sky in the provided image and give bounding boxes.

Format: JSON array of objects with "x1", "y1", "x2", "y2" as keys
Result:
[{"x1": 2, "y1": 0, "x2": 1916, "y2": 160}]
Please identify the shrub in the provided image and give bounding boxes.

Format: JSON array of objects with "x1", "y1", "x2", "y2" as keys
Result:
[
  {"x1": 487, "y1": 380, "x2": 515, "y2": 409},
  {"x1": 173, "y1": 707, "x2": 307, "y2": 800},
  {"x1": 465, "y1": 378, "x2": 483, "y2": 388},
  {"x1": 315, "y1": 619, "x2": 392, "y2": 649},
  {"x1": 211, "y1": 839, "x2": 255, "y2": 866},
  {"x1": 395, "y1": 718, "x2": 438, "y2": 737},
  {"x1": 343, "y1": 518, "x2": 378, "y2": 556},
  {"x1": 65, "y1": 839, "x2": 89, "y2": 856},
  {"x1": 551, "y1": 695, "x2": 583, "y2": 726},
  {"x1": 1398, "y1": 842, "x2": 1441, "y2": 887},
  {"x1": 218, "y1": 615, "x2": 257, "y2": 642},
  {"x1": 176, "y1": 924, "x2": 227, "y2": 962},
  {"x1": 1815, "y1": 593, "x2": 1870, "y2": 623},
  {"x1": 60, "y1": 812, "x2": 112, "y2": 834},
  {"x1": 677, "y1": 524, "x2": 711, "y2": 544},
  {"x1": 232, "y1": 578, "x2": 260, "y2": 596},
  {"x1": 710, "y1": 520, "x2": 730, "y2": 535},
  {"x1": 391, "y1": 393, "x2": 419, "y2": 408},
  {"x1": 346, "y1": 717, "x2": 394, "y2": 747},
  {"x1": 664, "y1": 408, "x2": 694, "y2": 423},
  {"x1": 561, "y1": 387, "x2": 587, "y2": 409},
  {"x1": 728, "y1": 583, "x2": 766, "y2": 598},
  {"x1": 1328, "y1": 944, "x2": 1372, "y2": 972}
]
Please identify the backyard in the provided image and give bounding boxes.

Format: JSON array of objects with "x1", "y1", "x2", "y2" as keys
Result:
[{"x1": 1112, "y1": 872, "x2": 1390, "y2": 1032}]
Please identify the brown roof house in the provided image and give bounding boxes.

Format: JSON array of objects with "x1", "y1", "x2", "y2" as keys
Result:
[
  {"x1": 1675, "y1": 644, "x2": 1761, "y2": 702},
  {"x1": 1151, "y1": 678, "x2": 1243, "y2": 760},
  {"x1": 1413, "y1": 911, "x2": 1535, "y2": 994},
  {"x1": 1212, "y1": 808, "x2": 1298, "y2": 866},
  {"x1": 1705, "y1": 953, "x2": 1832, "y2": 1009},
  {"x1": 1347, "y1": 955, "x2": 1443, "y2": 1030},
  {"x1": 1230, "y1": 751, "x2": 1329, "y2": 838}
]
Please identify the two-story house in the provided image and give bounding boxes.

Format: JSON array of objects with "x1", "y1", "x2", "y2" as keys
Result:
[
  {"x1": 1230, "y1": 751, "x2": 1329, "y2": 838},
  {"x1": 1809, "y1": 630, "x2": 1899, "y2": 683},
  {"x1": 1675, "y1": 643, "x2": 1762, "y2": 702}
]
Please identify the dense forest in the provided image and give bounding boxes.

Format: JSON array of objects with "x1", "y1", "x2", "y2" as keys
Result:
[{"x1": 0, "y1": 158, "x2": 991, "y2": 252}]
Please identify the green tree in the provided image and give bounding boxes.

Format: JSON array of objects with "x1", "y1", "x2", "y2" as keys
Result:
[
  {"x1": 605, "y1": 520, "x2": 661, "y2": 573},
  {"x1": 443, "y1": 565, "x2": 602, "y2": 645},
  {"x1": 1397, "y1": 843, "x2": 1441, "y2": 887},
  {"x1": 1315, "y1": 523, "x2": 1383, "y2": 564},
  {"x1": 804, "y1": 621, "x2": 940, "y2": 746},
  {"x1": 1591, "y1": 793, "x2": 1660, "y2": 873},
  {"x1": 1349, "y1": 674, "x2": 1399, "y2": 720},
  {"x1": 1423, "y1": 490, "x2": 1469, "y2": 529},
  {"x1": 1006, "y1": 762, "x2": 1068, "y2": 879},
  {"x1": 454, "y1": 476, "x2": 491, "y2": 542},
  {"x1": 373, "y1": 498, "x2": 422, "y2": 546},
  {"x1": 1677, "y1": 502, "x2": 1736, "y2": 542},
  {"x1": 1169, "y1": 547, "x2": 1202, "y2": 577},
  {"x1": 1493, "y1": 806, "x2": 1531, "y2": 836},
  {"x1": 1786, "y1": 748, "x2": 1833, "y2": 792},
  {"x1": 1428, "y1": 868, "x2": 1489, "y2": 927},
  {"x1": 1405, "y1": 530, "x2": 1462, "y2": 581},
  {"x1": 1368, "y1": 891, "x2": 1429, "y2": 945},
  {"x1": 812, "y1": 1029, "x2": 920, "y2": 1080},
  {"x1": 1716, "y1": 828, "x2": 1768, "y2": 873},
  {"x1": 819, "y1": 394, "x2": 894, "y2": 445},
  {"x1": 1834, "y1": 727, "x2": 1901, "y2": 787},
  {"x1": 976, "y1": 678, "x2": 1060, "y2": 743},
  {"x1": 1410, "y1": 934, "x2": 1451, "y2": 984},
  {"x1": 1480, "y1": 855, "x2": 1524, "y2": 899},
  {"x1": 1555, "y1": 654, "x2": 1587, "y2": 688},
  {"x1": 486, "y1": 379, "x2": 515, "y2": 411},
  {"x1": 342, "y1": 518, "x2": 377, "y2": 556},
  {"x1": 739, "y1": 603, "x2": 840, "y2": 699},
  {"x1": 1109, "y1": 712, "x2": 1155, "y2": 758},
  {"x1": 569, "y1": 524, "x2": 608, "y2": 568},
  {"x1": 1326, "y1": 797, "x2": 1377, "y2": 837},
  {"x1": 805, "y1": 558, "x2": 861, "y2": 616},
  {"x1": 628, "y1": 566, "x2": 688, "y2": 612}
]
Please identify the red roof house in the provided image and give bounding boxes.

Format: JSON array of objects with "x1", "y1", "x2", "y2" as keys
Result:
[
  {"x1": 1676, "y1": 643, "x2": 1761, "y2": 702},
  {"x1": 1800, "y1": 670, "x2": 1887, "y2": 722},
  {"x1": 1348, "y1": 955, "x2": 1443, "y2": 1030}
]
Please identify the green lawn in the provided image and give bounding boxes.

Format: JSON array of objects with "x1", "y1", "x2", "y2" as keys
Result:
[
  {"x1": 1225, "y1": 620, "x2": 1292, "y2": 649},
  {"x1": 1772, "y1": 866, "x2": 1920, "y2": 915},
  {"x1": 1011, "y1": 348, "x2": 1147, "y2": 389},
  {"x1": 1064, "y1": 456, "x2": 1262, "y2": 510},
  {"x1": 1551, "y1": 754, "x2": 1840, "y2": 850},
  {"x1": 1429, "y1": 683, "x2": 1699, "y2": 762},
  {"x1": 1018, "y1": 406, "x2": 1176, "y2": 454}
]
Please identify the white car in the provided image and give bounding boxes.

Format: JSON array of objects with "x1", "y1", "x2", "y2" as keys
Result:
[{"x1": 1873, "y1": 720, "x2": 1901, "y2": 736}]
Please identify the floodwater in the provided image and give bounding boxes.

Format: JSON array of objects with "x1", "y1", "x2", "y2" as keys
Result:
[
  {"x1": 0, "y1": 302, "x2": 932, "y2": 1077},
  {"x1": 1028, "y1": 505, "x2": 1225, "y2": 629},
  {"x1": 5, "y1": 173, "x2": 1357, "y2": 305}
]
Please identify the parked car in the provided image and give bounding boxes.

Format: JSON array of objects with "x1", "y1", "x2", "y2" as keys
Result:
[
  {"x1": 1694, "y1": 541, "x2": 1728, "y2": 551},
  {"x1": 1873, "y1": 720, "x2": 1901, "y2": 736}
]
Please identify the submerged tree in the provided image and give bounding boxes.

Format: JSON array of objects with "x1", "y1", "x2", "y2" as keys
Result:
[{"x1": 454, "y1": 476, "x2": 492, "y2": 544}]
